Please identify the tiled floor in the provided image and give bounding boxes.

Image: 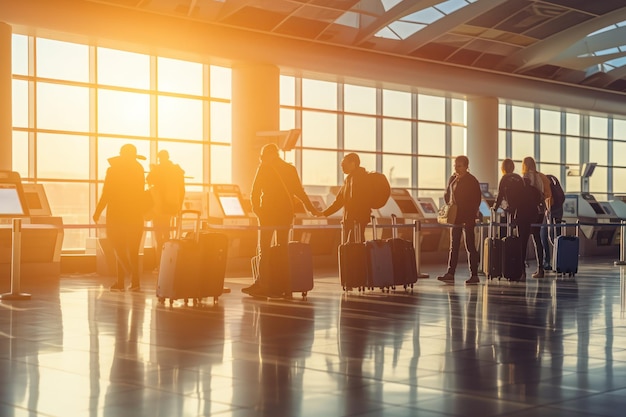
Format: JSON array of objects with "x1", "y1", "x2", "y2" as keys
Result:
[{"x1": 2, "y1": 259, "x2": 626, "y2": 417}]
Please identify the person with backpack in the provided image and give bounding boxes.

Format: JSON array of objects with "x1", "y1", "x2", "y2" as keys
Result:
[
  {"x1": 540, "y1": 174, "x2": 565, "y2": 271},
  {"x1": 437, "y1": 155, "x2": 482, "y2": 285},
  {"x1": 519, "y1": 157, "x2": 552, "y2": 279},
  {"x1": 146, "y1": 150, "x2": 186, "y2": 271},
  {"x1": 493, "y1": 158, "x2": 524, "y2": 215}
]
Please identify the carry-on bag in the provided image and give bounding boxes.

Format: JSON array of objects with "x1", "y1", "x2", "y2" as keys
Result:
[
  {"x1": 501, "y1": 212, "x2": 524, "y2": 281},
  {"x1": 387, "y1": 214, "x2": 418, "y2": 290},
  {"x1": 338, "y1": 222, "x2": 368, "y2": 291},
  {"x1": 196, "y1": 231, "x2": 228, "y2": 302},
  {"x1": 483, "y1": 208, "x2": 503, "y2": 279},
  {"x1": 365, "y1": 216, "x2": 395, "y2": 290},
  {"x1": 553, "y1": 221, "x2": 579, "y2": 277}
]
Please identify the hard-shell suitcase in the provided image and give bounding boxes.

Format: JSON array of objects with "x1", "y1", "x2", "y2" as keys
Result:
[
  {"x1": 501, "y1": 213, "x2": 524, "y2": 281},
  {"x1": 553, "y1": 222, "x2": 579, "y2": 277},
  {"x1": 196, "y1": 232, "x2": 228, "y2": 301},
  {"x1": 287, "y1": 240, "x2": 314, "y2": 298},
  {"x1": 483, "y1": 209, "x2": 503, "y2": 279},
  {"x1": 387, "y1": 214, "x2": 418, "y2": 290},
  {"x1": 365, "y1": 216, "x2": 394, "y2": 290},
  {"x1": 338, "y1": 222, "x2": 368, "y2": 291}
]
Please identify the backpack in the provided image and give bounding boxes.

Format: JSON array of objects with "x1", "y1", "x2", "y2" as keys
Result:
[
  {"x1": 546, "y1": 174, "x2": 565, "y2": 211},
  {"x1": 503, "y1": 174, "x2": 525, "y2": 212},
  {"x1": 520, "y1": 175, "x2": 545, "y2": 217},
  {"x1": 367, "y1": 171, "x2": 391, "y2": 209}
]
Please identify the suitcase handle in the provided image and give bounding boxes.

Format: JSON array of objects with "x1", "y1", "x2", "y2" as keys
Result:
[
  {"x1": 391, "y1": 214, "x2": 398, "y2": 239},
  {"x1": 175, "y1": 210, "x2": 202, "y2": 241},
  {"x1": 371, "y1": 215, "x2": 378, "y2": 240}
]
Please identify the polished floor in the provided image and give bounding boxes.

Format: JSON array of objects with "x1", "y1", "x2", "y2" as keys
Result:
[{"x1": 2, "y1": 259, "x2": 626, "y2": 417}]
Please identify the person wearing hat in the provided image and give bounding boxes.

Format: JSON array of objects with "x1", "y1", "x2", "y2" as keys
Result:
[
  {"x1": 93, "y1": 143, "x2": 148, "y2": 292},
  {"x1": 146, "y1": 149, "x2": 186, "y2": 270}
]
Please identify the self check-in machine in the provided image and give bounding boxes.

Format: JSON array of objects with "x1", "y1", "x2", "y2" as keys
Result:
[
  {"x1": 562, "y1": 193, "x2": 619, "y2": 256},
  {"x1": 0, "y1": 172, "x2": 63, "y2": 278}
]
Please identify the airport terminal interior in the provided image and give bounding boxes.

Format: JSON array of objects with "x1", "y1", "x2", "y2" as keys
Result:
[{"x1": 2, "y1": 0, "x2": 626, "y2": 416}]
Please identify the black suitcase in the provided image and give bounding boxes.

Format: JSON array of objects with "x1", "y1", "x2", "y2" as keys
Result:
[
  {"x1": 483, "y1": 209, "x2": 503, "y2": 279},
  {"x1": 388, "y1": 214, "x2": 418, "y2": 290},
  {"x1": 338, "y1": 222, "x2": 368, "y2": 291},
  {"x1": 501, "y1": 216, "x2": 523, "y2": 281},
  {"x1": 197, "y1": 232, "x2": 228, "y2": 301}
]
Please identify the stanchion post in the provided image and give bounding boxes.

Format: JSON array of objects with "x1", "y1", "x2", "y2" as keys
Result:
[
  {"x1": 1, "y1": 218, "x2": 32, "y2": 301},
  {"x1": 615, "y1": 220, "x2": 626, "y2": 266},
  {"x1": 414, "y1": 220, "x2": 429, "y2": 279},
  {"x1": 478, "y1": 222, "x2": 486, "y2": 276}
]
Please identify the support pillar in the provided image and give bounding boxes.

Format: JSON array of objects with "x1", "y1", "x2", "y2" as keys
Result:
[
  {"x1": 0, "y1": 22, "x2": 12, "y2": 171},
  {"x1": 231, "y1": 63, "x2": 279, "y2": 197},
  {"x1": 467, "y1": 97, "x2": 499, "y2": 192}
]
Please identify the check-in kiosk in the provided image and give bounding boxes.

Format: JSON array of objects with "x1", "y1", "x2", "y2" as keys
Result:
[
  {"x1": 0, "y1": 172, "x2": 63, "y2": 279},
  {"x1": 562, "y1": 193, "x2": 619, "y2": 256},
  {"x1": 207, "y1": 184, "x2": 257, "y2": 259}
]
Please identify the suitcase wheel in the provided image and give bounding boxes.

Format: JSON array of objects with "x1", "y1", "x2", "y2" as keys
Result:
[
  {"x1": 301, "y1": 291, "x2": 307, "y2": 299},
  {"x1": 213, "y1": 296, "x2": 219, "y2": 304}
]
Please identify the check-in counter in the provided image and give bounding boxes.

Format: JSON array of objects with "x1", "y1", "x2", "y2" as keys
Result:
[{"x1": 562, "y1": 193, "x2": 619, "y2": 256}]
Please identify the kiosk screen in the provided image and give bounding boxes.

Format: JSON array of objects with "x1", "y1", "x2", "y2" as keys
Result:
[
  {"x1": 0, "y1": 184, "x2": 25, "y2": 216},
  {"x1": 479, "y1": 200, "x2": 491, "y2": 217},
  {"x1": 419, "y1": 201, "x2": 437, "y2": 214},
  {"x1": 395, "y1": 198, "x2": 419, "y2": 214},
  {"x1": 218, "y1": 195, "x2": 245, "y2": 216}
]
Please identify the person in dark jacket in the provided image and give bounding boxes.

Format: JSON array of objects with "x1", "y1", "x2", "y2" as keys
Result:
[
  {"x1": 93, "y1": 144, "x2": 147, "y2": 292},
  {"x1": 322, "y1": 153, "x2": 371, "y2": 243},
  {"x1": 243, "y1": 143, "x2": 321, "y2": 298},
  {"x1": 492, "y1": 158, "x2": 524, "y2": 240},
  {"x1": 437, "y1": 155, "x2": 482, "y2": 285}
]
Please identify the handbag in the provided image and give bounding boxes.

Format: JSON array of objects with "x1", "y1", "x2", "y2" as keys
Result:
[{"x1": 437, "y1": 202, "x2": 458, "y2": 225}]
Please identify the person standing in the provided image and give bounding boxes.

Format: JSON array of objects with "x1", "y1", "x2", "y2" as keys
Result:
[
  {"x1": 540, "y1": 174, "x2": 564, "y2": 271},
  {"x1": 146, "y1": 149, "x2": 185, "y2": 271},
  {"x1": 322, "y1": 153, "x2": 372, "y2": 243},
  {"x1": 243, "y1": 143, "x2": 321, "y2": 298},
  {"x1": 437, "y1": 155, "x2": 482, "y2": 285},
  {"x1": 93, "y1": 144, "x2": 147, "y2": 292}
]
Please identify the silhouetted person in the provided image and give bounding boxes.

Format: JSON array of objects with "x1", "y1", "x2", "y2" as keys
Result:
[
  {"x1": 243, "y1": 143, "x2": 320, "y2": 297},
  {"x1": 93, "y1": 144, "x2": 146, "y2": 292},
  {"x1": 437, "y1": 155, "x2": 481, "y2": 285},
  {"x1": 146, "y1": 149, "x2": 185, "y2": 271},
  {"x1": 322, "y1": 152, "x2": 371, "y2": 242}
]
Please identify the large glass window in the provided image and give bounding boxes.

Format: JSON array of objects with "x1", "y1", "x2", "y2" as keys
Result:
[
  {"x1": 37, "y1": 83, "x2": 90, "y2": 132},
  {"x1": 158, "y1": 96, "x2": 204, "y2": 140},
  {"x1": 98, "y1": 90, "x2": 150, "y2": 136},
  {"x1": 36, "y1": 38, "x2": 89, "y2": 82},
  {"x1": 344, "y1": 84, "x2": 376, "y2": 115},
  {"x1": 345, "y1": 115, "x2": 376, "y2": 151},
  {"x1": 382, "y1": 119, "x2": 411, "y2": 154},
  {"x1": 97, "y1": 48, "x2": 150, "y2": 89}
]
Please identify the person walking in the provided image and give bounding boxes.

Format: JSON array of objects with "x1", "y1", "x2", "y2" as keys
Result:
[
  {"x1": 93, "y1": 144, "x2": 148, "y2": 292},
  {"x1": 437, "y1": 155, "x2": 482, "y2": 285}
]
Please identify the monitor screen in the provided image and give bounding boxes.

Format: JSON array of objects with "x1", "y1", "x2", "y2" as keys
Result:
[
  {"x1": 419, "y1": 201, "x2": 437, "y2": 214},
  {"x1": 0, "y1": 184, "x2": 25, "y2": 216},
  {"x1": 563, "y1": 196, "x2": 578, "y2": 217},
  {"x1": 479, "y1": 200, "x2": 491, "y2": 217},
  {"x1": 25, "y1": 191, "x2": 43, "y2": 210},
  {"x1": 218, "y1": 195, "x2": 245, "y2": 216},
  {"x1": 394, "y1": 198, "x2": 419, "y2": 214}
]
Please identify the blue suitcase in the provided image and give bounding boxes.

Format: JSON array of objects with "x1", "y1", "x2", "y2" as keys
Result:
[
  {"x1": 365, "y1": 216, "x2": 394, "y2": 290},
  {"x1": 553, "y1": 222, "x2": 579, "y2": 277}
]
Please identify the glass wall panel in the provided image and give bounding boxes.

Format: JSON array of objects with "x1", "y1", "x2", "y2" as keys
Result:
[
  {"x1": 613, "y1": 141, "x2": 626, "y2": 167},
  {"x1": 157, "y1": 57, "x2": 203, "y2": 95},
  {"x1": 418, "y1": 95, "x2": 445, "y2": 122},
  {"x1": 210, "y1": 102, "x2": 232, "y2": 143},
  {"x1": 210, "y1": 66, "x2": 231, "y2": 100},
  {"x1": 589, "y1": 116, "x2": 608, "y2": 138},
  {"x1": 302, "y1": 150, "x2": 337, "y2": 185},
  {"x1": 158, "y1": 96, "x2": 203, "y2": 140},
  {"x1": 344, "y1": 84, "x2": 376, "y2": 115},
  {"x1": 159, "y1": 141, "x2": 203, "y2": 184},
  {"x1": 37, "y1": 133, "x2": 89, "y2": 179},
  {"x1": 539, "y1": 134, "x2": 560, "y2": 163},
  {"x1": 345, "y1": 115, "x2": 376, "y2": 151},
  {"x1": 498, "y1": 103, "x2": 506, "y2": 129},
  {"x1": 302, "y1": 79, "x2": 337, "y2": 110},
  {"x1": 417, "y1": 157, "x2": 446, "y2": 189},
  {"x1": 589, "y1": 138, "x2": 608, "y2": 165},
  {"x1": 383, "y1": 154, "x2": 412, "y2": 187},
  {"x1": 280, "y1": 75, "x2": 295, "y2": 106},
  {"x1": 97, "y1": 138, "x2": 150, "y2": 180},
  {"x1": 37, "y1": 83, "x2": 89, "y2": 132},
  {"x1": 540, "y1": 109, "x2": 560, "y2": 134},
  {"x1": 43, "y1": 182, "x2": 90, "y2": 249},
  {"x1": 511, "y1": 106, "x2": 534, "y2": 131},
  {"x1": 36, "y1": 38, "x2": 88, "y2": 82},
  {"x1": 565, "y1": 176, "x2": 579, "y2": 193},
  {"x1": 210, "y1": 145, "x2": 232, "y2": 184},
  {"x1": 589, "y1": 166, "x2": 607, "y2": 196},
  {"x1": 382, "y1": 119, "x2": 411, "y2": 154},
  {"x1": 280, "y1": 108, "x2": 295, "y2": 131},
  {"x1": 12, "y1": 34, "x2": 28, "y2": 75},
  {"x1": 418, "y1": 122, "x2": 445, "y2": 155},
  {"x1": 614, "y1": 119, "x2": 626, "y2": 140},
  {"x1": 358, "y1": 153, "x2": 376, "y2": 172},
  {"x1": 97, "y1": 48, "x2": 150, "y2": 89},
  {"x1": 98, "y1": 90, "x2": 150, "y2": 137},
  {"x1": 451, "y1": 99, "x2": 466, "y2": 125},
  {"x1": 498, "y1": 131, "x2": 506, "y2": 160},
  {"x1": 565, "y1": 113, "x2": 580, "y2": 136},
  {"x1": 452, "y1": 126, "x2": 466, "y2": 157},
  {"x1": 302, "y1": 111, "x2": 337, "y2": 148},
  {"x1": 565, "y1": 136, "x2": 580, "y2": 165},
  {"x1": 382, "y1": 89, "x2": 411, "y2": 118},
  {"x1": 614, "y1": 168, "x2": 626, "y2": 193},
  {"x1": 12, "y1": 131, "x2": 28, "y2": 178},
  {"x1": 537, "y1": 163, "x2": 560, "y2": 178},
  {"x1": 511, "y1": 131, "x2": 534, "y2": 161},
  {"x1": 12, "y1": 79, "x2": 28, "y2": 128}
]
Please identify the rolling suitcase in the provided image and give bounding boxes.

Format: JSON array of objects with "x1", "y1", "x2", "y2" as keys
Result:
[
  {"x1": 196, "y1": 231, "x2": 228, "y2": 303},
  {"x1": 501, "y1": 213, "x2": 524, "y2": 281},
  {"x1": 157, "y1": 210, "x2": 203, "y2": 305},
  {"x1": 287, "y1": 239, "x2": 314, "y2": 298},
  {"x1": 365, "y1": 216, "x2": 394, "y2": 290},
  {"x1": 483, "y1": 208, "x2": 503, "y2": 279},
  {"x1": 338, "y1": 222, "x2": 368, "y2": 291},
  {"x1": 553, "y1": 222, "x2": 579, "y2": 277},
  {"x1": 387, "y1": 214, "x2": 418, "y2": 290}
]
